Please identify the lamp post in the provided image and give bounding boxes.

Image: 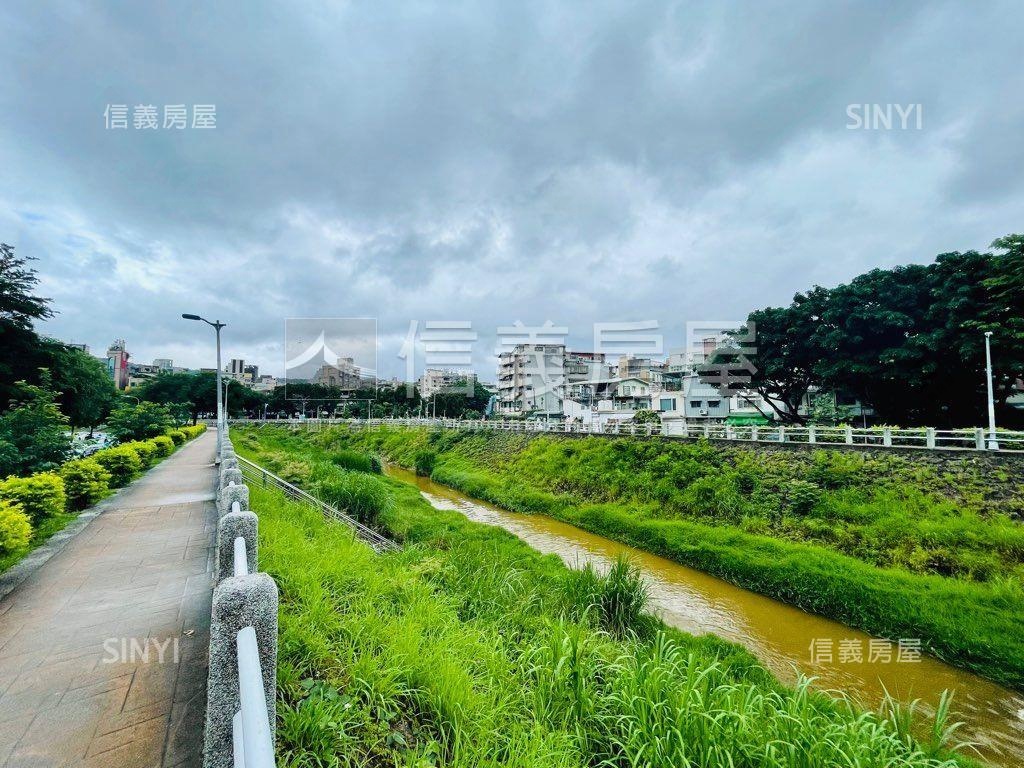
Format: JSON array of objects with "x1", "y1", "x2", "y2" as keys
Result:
[
  {"x1": 984, "y1": 331, "x2": 999, "y2": 450},
  {"x1": 182, "y1": 314, "x2": 226, "y2": 456}
]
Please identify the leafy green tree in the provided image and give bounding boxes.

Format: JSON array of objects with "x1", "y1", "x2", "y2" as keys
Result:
[
  {"x1": 41, "y1": 341, "x2": 117, "y2": 434},
  {"x1": 808, "y1": 393, "x2": 854, "y2": 426},
  {"x1": 106, "y1": 402, "x2": 174, "y2": 442},
  {"x1": 0, "y1": 378, "x2": 72, "y2": 477},
  {"x1": 0, "y1": 243, "x2": 54, "y2": 405},
  {"x1": 633, "y1": 409, "x2": 661, "y2": 424},
  {"x1": 706, "y1": 236, "x2": 1024, "y2": 427}
]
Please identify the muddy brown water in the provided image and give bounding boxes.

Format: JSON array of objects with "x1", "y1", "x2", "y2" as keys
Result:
[{"x1": 385, "y1": 465, "x2": 1024, "y2": 767}]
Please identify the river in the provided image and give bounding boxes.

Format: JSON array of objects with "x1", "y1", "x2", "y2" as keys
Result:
[{"x1": 384, "y1": 465, "x2": 1024, "y2": 767}]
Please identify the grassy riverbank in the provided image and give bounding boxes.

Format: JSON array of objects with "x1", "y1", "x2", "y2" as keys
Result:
[
  {"x1": 241, "y1": 424, "x2": 1024, "y2": 692},
  {"x1": 236, "y1": 428, "x2": 977, "y2": 768}
]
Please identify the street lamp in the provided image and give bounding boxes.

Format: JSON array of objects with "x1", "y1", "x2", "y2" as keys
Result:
[
  {"x1": 984, "y1": 331, "x2": 999, "y2": 450},
  {"x1": 182, "y1": 313, "x2": 226, "y2": 456}
]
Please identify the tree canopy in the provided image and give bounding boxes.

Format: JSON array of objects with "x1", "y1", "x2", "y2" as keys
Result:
[{"x1": 702, "y1": 236, "x2": 1024, "y2": 427}]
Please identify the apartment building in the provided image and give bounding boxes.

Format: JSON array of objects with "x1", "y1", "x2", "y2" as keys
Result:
[
  {"x1": 496, "y1": 344, "x2": 565, "y2": 417},
  {"x1": 418, "y1": 368, "x2": 478, "y2": 398}
]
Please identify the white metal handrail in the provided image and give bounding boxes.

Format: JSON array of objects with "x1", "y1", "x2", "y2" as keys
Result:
[
  {"x1": 233, "y1": 537, "x2": 248, "y2": 577},
  {"x1": 235, "y1": 455, "x2": 400, "y2": 552},
  {"x1": 228, "y1": 417, "x2": 1024, "y2": 452},
  {"x1": 234, "y1": 626, "x2": 275, "y2": 768}
]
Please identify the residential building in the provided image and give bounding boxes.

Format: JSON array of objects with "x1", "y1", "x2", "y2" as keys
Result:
[
  {"x1": 252, "y1": 375, "x2": 279, "y2": 393},
  {"x1": 153, "y1": 358, "x2": 174, "y2": 372},
  {"x1": 496, "y1": 344, "x2": 565, "y2": 418},
  {"x1": 105, "y1": 340, "x2": 130, "y2": 390},
  {"x1": 127, "y1": 362, "x2": 162, "y2": 387},
  {"x1": 563, "y1": 377, "x2": 653, "y2": 429},
  {"x1": 655, "y1": 374, "x2": 729, "y2": 424},
  {"x1": 418, "y1": 368, "x2": 478, "y2": 398},
  {"x1": 243, "y1": 364, "x2": 259, "y2": 382},
  {"x1": 616, "y1": 356, "x2": 665, "y2": 385},
  {"x1": 313, "y1": 358, "x2": 362, "y2": 391}
]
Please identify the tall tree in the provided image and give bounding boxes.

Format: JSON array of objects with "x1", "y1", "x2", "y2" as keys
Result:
[{"x1": 0, "y1": 243, "x2": 53, "y2": 405}]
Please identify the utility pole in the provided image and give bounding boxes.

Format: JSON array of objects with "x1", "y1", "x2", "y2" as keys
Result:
[
  {"x1": 182, "y1": 314, "x2": 226, "y2": 457},
  {"x1": 984, "y1": 331, "x2": 999, "y2": 450}
]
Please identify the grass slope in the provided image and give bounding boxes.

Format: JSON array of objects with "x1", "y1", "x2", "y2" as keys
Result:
[
  {"x1": 242, "y1": 425, "x2": 1024, "y2": 692},
  {"x1": 237, "y1": 430, "x2": 977, "y2": 768}
]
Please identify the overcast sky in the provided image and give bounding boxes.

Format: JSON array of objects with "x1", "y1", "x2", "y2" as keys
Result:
[{"x1": 2, "y1": 1, "x2": 1022, "y2": 380}]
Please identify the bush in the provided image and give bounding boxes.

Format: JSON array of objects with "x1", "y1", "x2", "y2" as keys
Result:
[
  {"x1": 786, "y1": 479, "x2": 823, "y2": 515},
  {"x1": 0, "y1": 500, "x2": 32, "y2": 555},
  {"x1": 123, "y1": 440, "x2": 158, "y2": 467},
  {"x1": 181, "y1": 424, "x2": 206, "y2": 439},
  {"x1": 93, "y1": 445, "x2": 143, "y2": 487},
  {"x1": 167, "y1": 429, "x2": 187, "y2": 446},
  {"x1": 107, "y1": 401, "x2": 174, "y2": 442},
  {"x1": 314, "y1": 471, "x2": 395, "y2": 525},
  {"x1": 413, "y1": 448, "x2": 437, "y2": 477},
  {"x1": 0, "y1": 473, "x2": 66, "y2": 523},
  {"x1": 150, "y1": 435, "x2": 175, "y2": 458},
  {"x1": 565, "y1": 555, "x2": 651, "y2": 638},
  {"x1": 60, "y1": 458, "x2": 111, "y2": 510},
  {"x1": 330, "y1": 449, "x2": 382, "y2": 474}
]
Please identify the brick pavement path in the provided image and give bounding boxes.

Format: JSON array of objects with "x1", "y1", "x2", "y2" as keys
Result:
[{"x1": 0, "y1": 432, "x2": 217, "y2": 767}]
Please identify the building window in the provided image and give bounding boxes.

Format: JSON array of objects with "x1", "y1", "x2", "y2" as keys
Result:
[
  {"x1": 690, "y1": 400, "x2": 702, "y2": 408},
  {"x1": 660, "y1": 398, "x2": 675, "y2": 410},
  {"x1": 708, "y1": 400, "x2": 721, "y2": 408}
]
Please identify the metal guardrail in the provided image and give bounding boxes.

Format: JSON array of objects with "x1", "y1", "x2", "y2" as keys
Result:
[
  {"x1": 229, "y1": 417, "x2": 1024, "y2": 453},
  {"x1": 235, "y1": 455, "x2": 400, "y2": 553}
]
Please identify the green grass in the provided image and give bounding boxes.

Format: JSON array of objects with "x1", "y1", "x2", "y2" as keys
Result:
[
  {"x1": 234, "y1": 425, "x2": 1024, "y2": 692},
  {"x1": 238, "y1": 432, "x2": 978, "y2": 768}
]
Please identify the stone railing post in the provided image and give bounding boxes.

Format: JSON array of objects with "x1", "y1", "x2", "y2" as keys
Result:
[
  {"x1": 216, "y1": 510, "x2": 258, "y2": 583},
  {"x1": 203, "y1": 573, "x2": 278, "y2": 768}
]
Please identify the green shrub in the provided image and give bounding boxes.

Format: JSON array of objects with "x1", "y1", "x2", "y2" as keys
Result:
[
  {"x1": 0, "y1": 473, "x2": 66, "y2": 523},
  {"x1": 93, "y1": 445, "x2": 143, "y2": 487},
  {"x1": 124, "y1": 440, "x2": 158, "y2": 467},
  {"x1": 181, "y1": 424, "x2": 206, "y2": 439},
  {"x1": 150, "y1": 435, "x2": 175, "y2": 458},
  {"x1": 786, "y1": 479, "x2": 823, "y2": 515},
  {"x1": 60, "y1": 458, "x2": 111, "y2": 510},
  {"x1": 0, "y1": 499, "x2": 32, "y2": 555},
  {"x1": 330, "y1": 449, "x2": 382, "y2": 474},
  {"x1": 413, "y1": 448, "x2": 437, "y2": 477},
  {"x1": 565, "y1": 555, "x2": 651, "y2": 638},
  {"x1": 167, "y1": 429, "x2": 187, "y2": 446},
  {"x1": 314, "y1": 471, "x2": 395, "y2": 525}
]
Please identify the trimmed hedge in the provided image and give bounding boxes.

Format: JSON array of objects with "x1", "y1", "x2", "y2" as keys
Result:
[
  {"x1": 0, "y1": 500, "x2": 32, "y2": 555},
  {"x1": 93, "y1": 445, "x2": 143, "y2": 487},
  {"x1": 124, "y1": 440, "x2": 159, "y2": 467},
  {"x1": 60, "y1": 458, "x2": 111, "y2": 510},
  {"x1": 0, "y1": 473, "x2": 66, "y2": 523},
  {"x1": 167, "y1": 429, "x2": 187, "y2": 446},
  {"x1": 150, "y1": 435, "x2": 175, "y2": 458}
]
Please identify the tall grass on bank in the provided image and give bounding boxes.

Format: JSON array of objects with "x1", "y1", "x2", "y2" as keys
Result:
[
  {"x1": 234, "y1": 425, "x2": 1024, "y2": 692},
  {"x1": 243, "y1": 438, "x2": 975, "y2": 768}
]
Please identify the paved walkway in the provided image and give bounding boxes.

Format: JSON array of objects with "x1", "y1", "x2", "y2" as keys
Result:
[{"x1": 0, "y1": 432, "x2": 217, "y2": 768}]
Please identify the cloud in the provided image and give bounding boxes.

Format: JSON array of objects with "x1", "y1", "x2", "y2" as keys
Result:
[{"x1": 1, "y1": 0, "x2": 1022, "y2": 379}]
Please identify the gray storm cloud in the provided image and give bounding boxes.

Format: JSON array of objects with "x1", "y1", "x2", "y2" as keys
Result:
[{"x1": 1, "y1": 0, "x2": 1022, "y2": 378}]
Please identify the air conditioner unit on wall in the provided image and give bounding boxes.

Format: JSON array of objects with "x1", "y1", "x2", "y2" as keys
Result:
[{"x1": 699, "y1": 409, "x2": 709, "y2": 416}]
